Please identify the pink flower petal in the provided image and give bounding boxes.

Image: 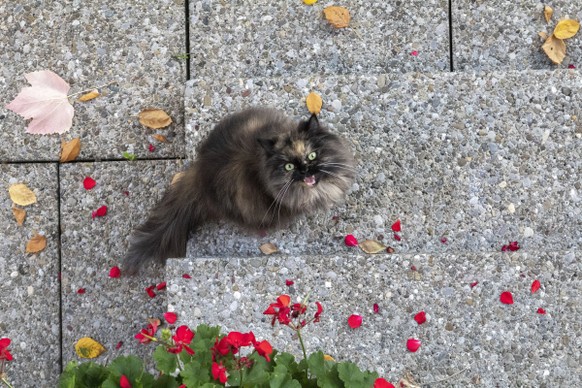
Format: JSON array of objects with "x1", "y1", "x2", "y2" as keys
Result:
[
  {"x1": 285, "y1": 279, "x2": 294, "y2": 286},
  {"x1": 407, "y1": 338, "x2": 421, "y2": 352},
  {"x1": 537, "y1": 307, "x2": 547, "y2": 315},
  {"x1": 391, "y1": 219, "x2": 401, "y2": 232},
  {"x1": 120, "y1": 375, "x2": 132, "y2": 388},
  {"x1": 347, "y1": 314, "x2": 363, "y2": 329},
  {"x1": 164, "y1": 312, "x2": 178, "y2": 324},
  {"x1": 145, "y1": 285, "x2": 156, "y2": 298},
  {"x1": 414, "y1": 311, "x2": 426, "y2": 325},
  {"x1": 531, "y1": 279, "x2": 541, "y2": 294},
  {"x1": 83, "y1": 177, "x2": 96, "y2": 190},
  {"x1": 344, "y1": 234, "x2": 358, "y2": 247},
  {"x1": 373, "y1": 303, "x2": 379, "y2": 314},
  {"x1": 410, "y1": 50, "x2": 419, "y2": 57},
  {"x1": 156, "y1": 281, "x2": 167, "y2": 291},
  {"x1": 500, "y1": 291, "x2": 514, "y2": 305},
  {"x1": 109, "y1": 266, "x2": 121, "y2": 278}
]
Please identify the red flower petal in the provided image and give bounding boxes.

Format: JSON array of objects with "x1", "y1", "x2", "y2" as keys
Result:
[
  {"x1": 440, "y1": 236, "x2": 448, "y2": 244},
  {"x1": 83, "y1": 177, "x2": 96, "y2": 190},
  {"x1": 120, "y1": 375, "x2": 132, "y2": 388},
  {"x1": 77, "y1": 288, "x2": 86, "y2": 294},
  {"x1": 145, "y1": 285, "x2": 156, "y2": 298},
  {"x1": 393, "y1": 233, "x2": 401, "y2": 241},
  {"x1": 501, "y1": 241, "x2": 520, "y2": 252},
  {"x1": 568, "y1": 64, "x2": 576, "y2": 69},
  {"x1": 414, "y1": 311, "x2": 426, "y2": 325},
  {"x1": 373, "y1": 303, "x2": 379, "y2": 314},
  {"x1": 500, "y1": 291, "x2": 514, "y2": 305},
  {"x1": 347, "y1": 314, "x2": 363, "y2": 329},
  {"x1": 91, "y1": 205, "x2": 108, "y2": 219},
  {"x1": 374, "y1": 378, "x2": 396, "y2": 388},
  {"x1": 254, "y1": 339, "x2": 273, "y2": 362},
  {"x1": 156, "y1": 281, "x2": 167, "y2": 291},
  {"x1": 182, "y1": 273, "x2": 191, "y2": 279},
  {"x1": 410, "y1": 50, "x2": 419, "y2": 57},
  {"x1": 407, "y1": 338, "x2": 421, "y2": 352},
  {"x1": 116, "y1": 341, "x2": 123, "y2": 349},
  {"x1": 164, "y1": 312, "x2": 177, "y2": 324},
  {"x1": 344, "y1": 234, "x2": 358, "y2": 247},
  {"x1": 470, "y1": 281, "x2": 479, "y2": 288},
  {"x1": 531, "y1": 279, "x2": 541, "y2": 294},
  {"x1": 148, "y1": 144, "x2": 155, "y2": 152},
  {"x1": 109, "y1": 266, "x2": 121, "y2": 278},
  {"x1": 537, "y1": 307, "x2": 547, "y2": 315},
  {"x1": 391, "y1": 219, "x2": 401, "y2": 232},
  {"x1": 285, "y1": 279, "x2": 294, "y2": 287}
]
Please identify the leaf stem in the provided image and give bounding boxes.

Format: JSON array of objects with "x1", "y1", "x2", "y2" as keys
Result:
[{"x1": 67, "y1": 81, "x2": 116, "y2": 99}]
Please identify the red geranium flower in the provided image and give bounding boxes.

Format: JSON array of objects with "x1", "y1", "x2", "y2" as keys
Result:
[
  {"x1": 168, "y1": 325, "x2": 195, "y2": 355},
  {"x1": 263, "y1": 294, "x2": 292, "y2": 326},
  {"x1": 313, "y1": 301, "x2": 324, "y2": 323},
  {"x1": 120, "y1": 375, "x2": 132, "y2": 388},
  {"x1": 226, "y1": 331, "x2": 256, "y2": 351},
  {"x1": 135, "y1": 321, "x2": 159, "y2": 344},
  {"x1": 212, "y1": 336, "x2": 231, "y2": 357},
  {"x1": 0, "y1": 338, "x2": 13, "y2": 361},
  {"x1": 211, "y1": 362, "x2": 227, "y2": 383},
  {"x1": 254, "y1": 340, "x2": 273, "y2": 362}
]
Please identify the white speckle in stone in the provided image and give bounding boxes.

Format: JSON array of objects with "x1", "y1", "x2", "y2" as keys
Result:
[
  {"x1": 373, "y1": 215, "x2": 384, "y2": 226},
  {"x1": 331, "y1": 99, "x2": 342, "y2": 111},
  {"x1": 10, "y1": 271, "x2": 18, "y2": 278},
  {"x1": 325, "y1": 281, "x2": 332, "y2": 288},
  {"x1": 541, "y1": 130, "x2": 551, "y2": 144},
  {"x1": 20, "y1": 342, "x2": 26, "y2": 350},
  {"x1": 507, "y1": 203, "x2": 516, "y2": 213},
  {"x1": 233, "y1": 291, "x2": 241, "y2": 300},
  {"x1": 499, "y1": 181, "x2": 507, "y2": 188},
  {"x1": 194, "y1": 307, "x2": 202, "y2": 317},
  {"x1": 524, "y1": 227, "x2": 534, "y2": 237},
  {"x1": 229, "y1": 301, "x2": 238, "y2": 311},
  {"x1": 27, "y1": 286, "x2": 34, "y2": 296},
  {"x1": 279, "y1": 267, "x2": 289, "y2": 275}
]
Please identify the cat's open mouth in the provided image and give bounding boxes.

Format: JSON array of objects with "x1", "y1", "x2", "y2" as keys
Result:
[{"x1": 303, "y1": 175, "x2": 317, "y2": 187}]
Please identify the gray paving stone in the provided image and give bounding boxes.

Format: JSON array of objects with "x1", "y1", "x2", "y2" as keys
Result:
[
  {"x1": 453, "y1": 0, "x2": 582, "y2": 71},
  {"x1": 184, "y1": 70, "x2": 581, "y2": 258},
  {"x1": 166, "y1": 252, "x2": 581, "y2": 386},
  {"x1": 59, "y1": 160, "x2": 183, "y2": 368},
  {"x1": 189, "y1": 0, "x2": 450, "y2": 79},
  {"x1": 0, "y1": 164, "x2": 59, "y2": 386},
  {"x1": 0, "y1": 1, "x2": 186, "y2": 162}
]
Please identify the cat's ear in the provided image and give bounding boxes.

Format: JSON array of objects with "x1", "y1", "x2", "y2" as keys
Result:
[
  {"x1": 300, "y1": 114, "x2": 324, "y2": 134},
  {"x1": 257, "y1": 137, "x2": 276, "y2": 154}
]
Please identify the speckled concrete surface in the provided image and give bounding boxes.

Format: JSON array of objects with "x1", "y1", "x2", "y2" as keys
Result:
[
  {"x1": 184, "y1": 70, "x2": 581, "y2": 257},
  {"x1": 0, "y1": 1, "x2": 185, "y2": 162},
  {"x1": 167, "y1": 252, "x2": 581, "y2": 386},
  {"x1": 0, "y1": 164, "x2": 59, "y2": 386},
  {"x1": 189, "y1": 0, "x2": 450, "y2": 78},
  {"x1": 453, "y1": 1, "x2": 582, "y2": 71},
  {"x1": 59, "y1": 160, "x2": 183, "y2": 369}
]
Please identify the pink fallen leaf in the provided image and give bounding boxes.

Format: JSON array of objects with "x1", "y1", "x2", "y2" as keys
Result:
[
  {"x1": 407, "y1": 338, "x2": 421, "y2": 352},
  {"x1": 347, "y1": 314, "x2": 363, "y2": 329},
  {"x1": 344, "y1": 234, "x2": 358, "y2": 246},
  {"x1": 6, "y1": 70, "x2": 75, "y2": 134},
  {"x1": 109, "y1": 266, "x2": 121, "y2": 278},
  {"x1": 83, "y1": 177, "x2": 96, "y2": 190},
  {"x1": 164, "y1": 312, "x2": 177, "y2": 324},
  {"x1": 531, "y1": 279, "x2": 541, "y2": 294},
  {"x1": 414, "y1": 311, "x2": 426, "y2": 325},
  {"x1": 391, "y1": 219, "x2": 401, "y2": 232},
  {"x1": 500, "y1": 291, "x2": 514, "y2": 305}
]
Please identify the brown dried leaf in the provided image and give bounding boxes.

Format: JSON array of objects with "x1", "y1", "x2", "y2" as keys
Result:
[
  {"x1": 358, "y1": 239, "x2": 386, "y2": 254},
  {"x1": 9, "y1": 183, "x2": 37, "y2": 206},
  {"x1": 543, "y1": 5, "x2": 553, "y2": 24},
  {"x1": 553, "y1": 19, "x2": 580, "y2": 39},
  {"x1": 26, "y1": 233, "x2": 46, "y2": 253},
  {"x1": 78, "y1": 89, "x2": 100, "y2": 102},
  {"x1": 152, "y1": 134, "x2": 168, "y2": 143},
  {"x1": 306, "y1": 92, "x2": 323, "y2": 115},
  {"x1": 12, "y1": 207, "x2": 26, "y2": 226},
  {"x1": 259, "y1": 242, "x2": 278, "y2": 255},
  {"x1": 323, "y1": 6, "x2": 351, "y2": 29},
  {"x1": 139, "y1": 108, "x2": 172, "y2": 129},
  {"x1": 538, "y1": 31, "x2": 549, "y2": 41},
  {"x1": 60, "y1": 138, "x2": 81, "y2": 162},
  {"x1": 542, "y1": 34, "x2": 566, "y2": 64}
]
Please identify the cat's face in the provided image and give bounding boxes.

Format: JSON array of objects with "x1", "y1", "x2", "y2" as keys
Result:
[{"x1": 259, "y1": 115, "x2": 355, "y2": 212}]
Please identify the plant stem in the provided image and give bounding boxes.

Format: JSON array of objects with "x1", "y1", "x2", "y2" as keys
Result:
[
  {"x1": 0, "y1": 377, "x2": 13, "y2": 388},
  {"x1": 67, "y1": 81, "x2": 116, "y2": 99},
  {"x1": 296, "y1": 329, "x2": 308, "y2": 361}
]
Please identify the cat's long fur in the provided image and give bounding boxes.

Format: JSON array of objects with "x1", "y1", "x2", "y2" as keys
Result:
[{"x1": 124, "y1": 107, "x2": 355, "y2": 274}]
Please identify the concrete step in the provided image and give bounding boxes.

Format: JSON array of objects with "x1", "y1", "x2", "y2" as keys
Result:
[
  {"x1": 166, "y1": 251, "x2": 581, "y2": 386},
  {"x1": 184, "y1": 69, "x2": 581, "y2": 258}
]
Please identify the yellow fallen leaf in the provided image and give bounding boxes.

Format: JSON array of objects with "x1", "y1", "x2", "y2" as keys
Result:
[
  {"x1": 60, "y1": 138, "x2": 81, "y2": 162},
  {"x1": 75, "y1": 337, "x2": 106, "y2": 359},
  {"x1": 9, "y1": 183, "x2": 37, "y2": 206},
  {"x1": 358, "y1": 239, "x2": 386, "y2": 254},
  {"x1": 259, "y1": 242, "x2": 278, "y2": 255},
  {"x1": 78, "y1": 89, "x2": 100, "y2": 102},
  {"x1": 542, "y1": 34, "x2": 566, "y2": 64},
  {"x1": 303, "y1": 0, "x2": 318, "y2": 4},
  {"x1": 323, "y1": 6, "x2": 351, "y2": 29},
  {"x1": 543, "y1": 5, "x2": 553, "y2": 24},
  {"x1": 553, "y1": 19, "x2": 580, "y2": 39},
  {"x1": 324, "y1": 354, "x2": 335, "y2": 361},
  {"x1": 26, "y1": 233, "x2": 46, "y2": 253},
  {"x1": 306, "y1": 92, "x2": 323, "y2": 115},
  {"x1": 12, "y1": 207, "x2": 26, "y2": 226},
  {"x1": 152, "y1": 134, "x2": 168, "y2": 143},
  {"x1": 139, "y1": 108, "x2": 173, "y2": 129}
]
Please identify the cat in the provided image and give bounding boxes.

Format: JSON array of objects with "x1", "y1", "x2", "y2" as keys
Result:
[{"x1": 123, "y1": 107, "x2": 355, "y2": 274}]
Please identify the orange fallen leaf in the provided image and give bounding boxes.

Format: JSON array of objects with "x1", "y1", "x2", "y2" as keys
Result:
[
  {"x1": 306, "y1": 92, "x2": 323, "y2": 115},
  {"x1": 543, "y1": 5, "x2": 553, "y2": 24},
  {"x1": 553, "y1": 19, "x2": 580, "y2": 39},
  {"x1": 358, "y1": 239, "x2": 387, "y2": 254},
  {"x1": 542, "y1": 34, "x2": 566, "y2": 64},
  {"x1": 26, "y1": 233, "x2": 46, "y2": 253},
  {"x1": 78, "y1": 89, "x2": 100, "y2": 102},
  {"x1": 8, "y1": 183, "x2": 37, "y2": 206},
  {"x1": 152, "y1": 134, "x2": 168, "y2": 143},
  {"x1": 139, "y1": 108, "x2": 172, "y2": 129},
  {"x1": 323, "y1": 6, "x2": 351, "y2": 29},
  {"x1": 12, "y1": 207, "x2": 26, "y2": 226},
  {"x1": 60, "y1": 138, "x2": 81, "y2": 162},
  {"x1": 259, "y1": 242, "x2": 278, "y2": 255}
]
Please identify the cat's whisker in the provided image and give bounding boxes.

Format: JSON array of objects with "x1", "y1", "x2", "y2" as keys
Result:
[
  {"x1": 319, "y1": 169, "x2": 344, "y2": 180},
  {"x1": 275, "y1": 179, "x2": 294, "y2": 228},
  {"x1": 318, "y1": 162, "x2": 357, "y2": 172},
  {"x1": 260, "y1": 178, "x2": 293, "y2": 227}
]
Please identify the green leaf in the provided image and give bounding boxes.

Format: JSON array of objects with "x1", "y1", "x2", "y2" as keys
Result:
[
  {"x1": 153, "y1": 345, "x2": 178, "y2": 375},
  {"x1": 269, "y1": 364, "x2": 302, "y2": 388},
  {"x1": 108, "y1": 356, "x2": 145, "y2": 381},
  {"x1": 240, "y1": 352, "x2": 271, "y2": 387},
  {"x1": 337, "y1": 362, "x2": 378, "y2": 388},
  {"x1": 181, "y1": 360, "x2": 212, "y2": 386},
  {"x1": 58, "y1": 361, "x2": 110, "y2": 388},
  {"x1": 191, "y1": 324, "x2": 222, "y2": 369},
  {"x1": 315, "y1": 362, "x2": 343, "y2": 388},
  {"x1": 153, "y1": 374, "x2": 181, "y2": 388},
  {"x1": 307, "y1": 351, "x2": 326, "y2": 378},
  {"x1": 122, "y1": 151, "x2": 136, "y2": 161}
]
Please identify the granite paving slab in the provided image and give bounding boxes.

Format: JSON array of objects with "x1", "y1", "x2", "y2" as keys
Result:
[
  {"x1": 183, "y1": 70, "x2": 581, "y2": 258},
  {"x1": 59, "y1": 160, "x2": 183, "y2": 368},
  {"x1": 167, "y1": 252, "x2": 581, "y2": 386},
  {"x1": 189, "y1": 0, "x2": 450, "y2": 79},
  {"x1": 0, "y1": 0, "x2": 186, "y2": 162},
  {"x1": 453, "y1": 0, "x2": 582, "y2": 71},
  {"x1": 0, "y1": 163, "x2": 59, "y2": 386}
]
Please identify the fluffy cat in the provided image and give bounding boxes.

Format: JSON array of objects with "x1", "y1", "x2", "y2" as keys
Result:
[{"x1": 123, "y1": 107, "x2": 355, "y2": 274}]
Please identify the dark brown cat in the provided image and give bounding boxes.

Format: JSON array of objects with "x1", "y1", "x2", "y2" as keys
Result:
[{"x1": 123, "y1": 107, "x2": 355, "y2": 274}]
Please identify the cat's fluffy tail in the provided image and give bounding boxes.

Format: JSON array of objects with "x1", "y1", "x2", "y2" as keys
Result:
[{"x1": 123, "y1": 169, "x2": 204, "y2": 275}]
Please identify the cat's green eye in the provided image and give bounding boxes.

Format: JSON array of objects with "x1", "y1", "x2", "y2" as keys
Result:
[
  {"x1": 284, "y1": 163, "x2": 295, "y2": 171},
  {"x1": 307, "y1": 151, "x2": 317, "y2": 161}
]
